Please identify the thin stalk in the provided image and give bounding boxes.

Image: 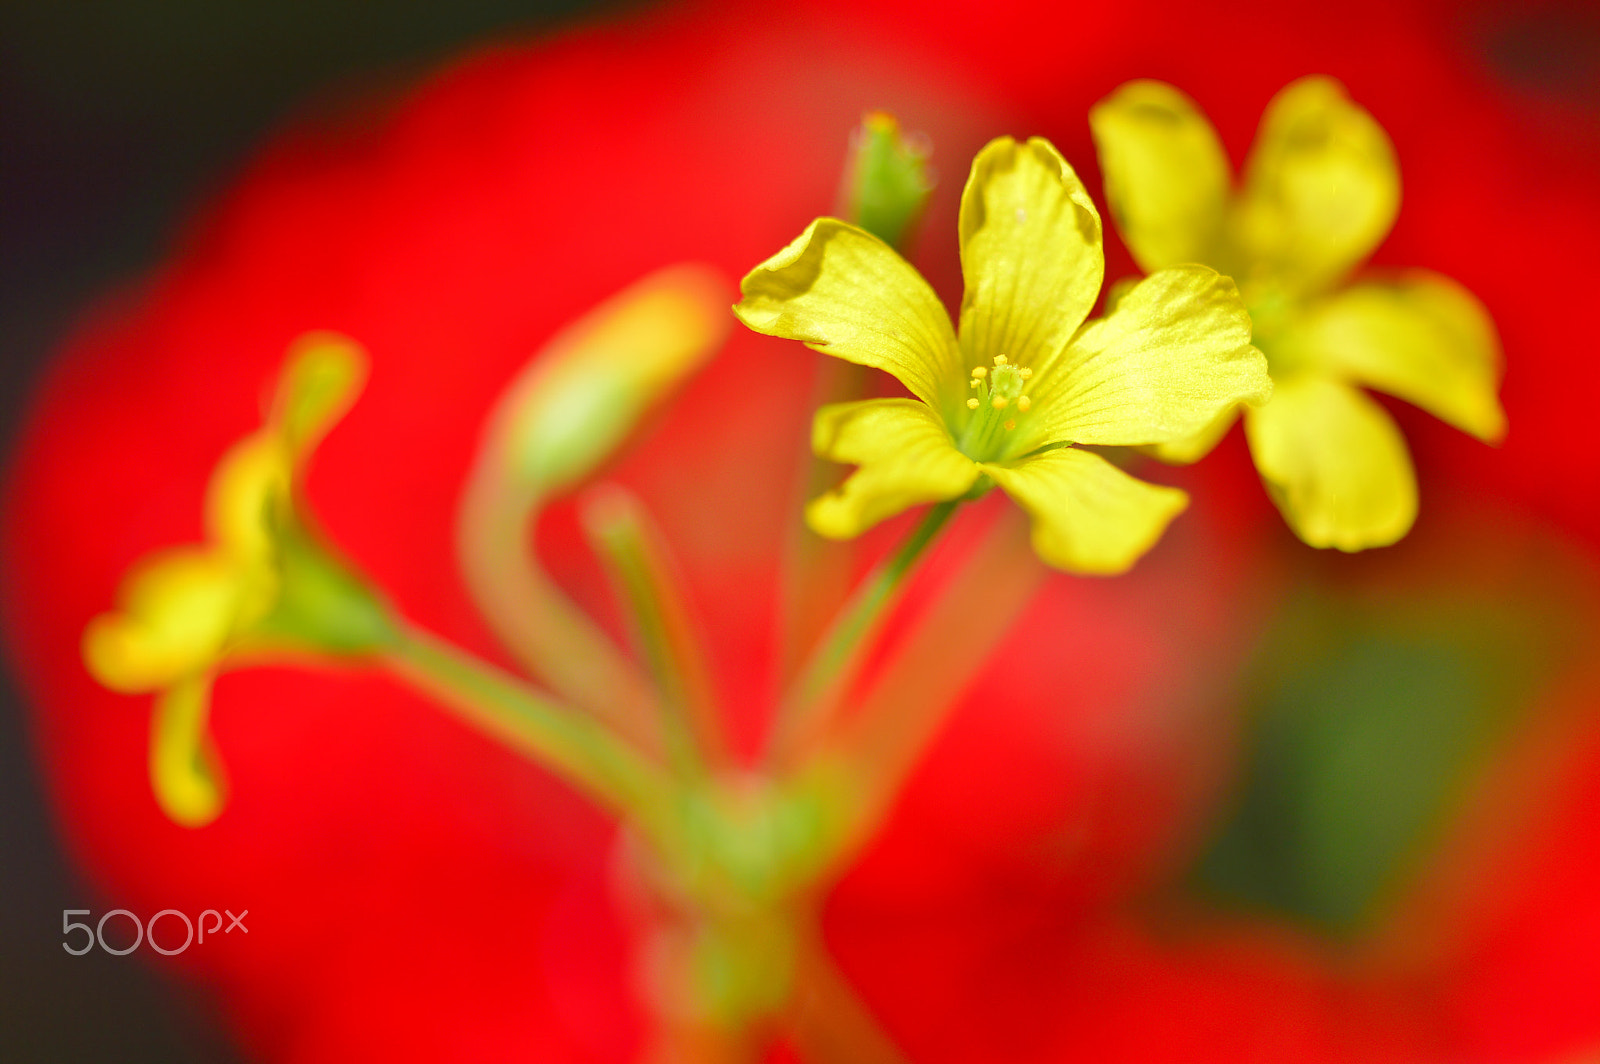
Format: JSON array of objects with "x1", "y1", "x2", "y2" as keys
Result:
[
  {"x1": 777, "y1": 359, "x2": 871, "y2": 683},
  {"x1": 581, "y1": 484, "x2": 728, "y2": 779},
  {"x1": 766, "y1": 500, "x2": 959, "y2": 768},
  {"x1": 456, "y1": 460, "x2": 663, "y2": 756},
  {"x1": 811, "y1": 508, "x2": 1046, "y2": 862},
  {"x1": 384, "y1": 621, "x2": 673, "y2": 836}
]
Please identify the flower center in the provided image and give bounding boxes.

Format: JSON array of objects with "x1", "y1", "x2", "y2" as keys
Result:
[{"x1": 957, "y1": 354, "x2": 1033, "y2": 461}]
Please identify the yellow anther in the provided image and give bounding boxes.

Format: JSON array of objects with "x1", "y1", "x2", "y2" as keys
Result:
[
  {"x1": 971, "y1": 366, "x2": 988, "y2": 379},
  {"x1": 993, "y1": 354, "x2": 1009, "y2": 366},
  {"x1": 970, "y1": 378, "x2": 980, "y2": 389},
  {"x1": 1004, "y1": 418, "x2": 1016, "y2": 431},
  {"x1": 967, "y1": 397, "x2": 980, "y2": 409},
  {"x1": 991, "y1": 395, "x2": 1008, "y2": 410},
  {"x1": 1018, "y1": 368, "x2": 1032, "y2": 380},
  {"x1": 1016, "y1": 395, "x2": 1032, "y2": 412}
]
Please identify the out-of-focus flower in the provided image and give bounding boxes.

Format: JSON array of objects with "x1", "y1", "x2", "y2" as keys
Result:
[
  {"x1": 81, "y1": 335, "x2": 393, "y2": 825},
  {"x1": 735, "y1": 135, "x2": 1270, "y2": 573},
  {"x1": 1092, "y1": 77, "x2": 1507, "y2": 550}
]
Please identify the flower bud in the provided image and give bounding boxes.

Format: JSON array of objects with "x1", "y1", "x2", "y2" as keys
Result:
[
  {"x1": 839, "y1": 111, "x2": 934, "y2": 252},
  {"x1": 488, "y1": 264, "x2": 731, "y2": 500}
]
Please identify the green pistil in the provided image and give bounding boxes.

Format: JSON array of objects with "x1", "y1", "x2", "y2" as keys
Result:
[
  {"x1": 1240, "y1": 278, "x2": 1294, "y2": 357},
  {"x1": 956, "y1": 356, "x2": 1033, "y2": 462}
]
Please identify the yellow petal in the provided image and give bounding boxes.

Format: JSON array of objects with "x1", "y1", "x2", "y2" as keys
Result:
[
  {"x1": 1280, "y1": 273, "x2": 1505, "y2": 442},
  {"x1": 806, "y1": 399, "x2": 980, "y2": 539},
  {"x1": 1090, "y1": 80, "x2": 1232, "y2": 274},
  {"x1": 982, "y1": 447, "x2": 1188, "y2": 574},
  {"x1": 1143, "y1": 404, "x2": 1240, "y2": 465},
  {"x1": 149, "y1": 674, "x2": 226, "y2": 827},
  {"x1": 735, "y1": 219, "x2": 963, "y2": 415},
  {"x1": 1235, "y1": 77, "x2": 1399, "y2": 293},
  {"x1": 1028, "y1": 265, "x2": 1271, "y2": 447},
  {"x1": 270, "y1": 332, "x2": 368, "y2": 460},
  {"x1": 495, "y1": 264, "x2": 730, "y2": 497},
  {"x1": 958, "y1": 137, "x2": 1104, "y2": 373},
  {"x1": 83, "y1": 549, "x2": 246, "y2": 692},
  {"x1": 205, "y1": 432, "x2": 292, "y2": 564},
  {"x1": 1244, "y1": 376, "x2": 1416, "y2": 550}
]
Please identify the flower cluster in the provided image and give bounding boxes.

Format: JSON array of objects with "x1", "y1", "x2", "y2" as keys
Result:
[
  {"x1": 740, "y1": 83, "x2": 1507, "y2": 566},
  {"x1": 736, "y1": 136, "x2": 1273, "y2": 573}
]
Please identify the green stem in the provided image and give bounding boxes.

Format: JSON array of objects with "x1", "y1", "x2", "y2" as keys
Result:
[
  {"x1": 456, "y1": 458, "x2": 663, "y2": 756},
  {"x1": 777, "y1": 359, "x2": 870, "y2": 686},
  {"x1": 766, "y1": 501, "x2": 959, "y2": 768},
  {"x1": 384, "y1": 621, "x2": 672, "y2": 835},
  {"x1": 807, "y1": 508, "x2": 1045, "y2": 863},
  {"x1": 582, "y1": 485, "x2": 728, "y2": 779}
]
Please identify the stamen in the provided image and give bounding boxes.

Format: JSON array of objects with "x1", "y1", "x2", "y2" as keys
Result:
[{"x1": 956, "y1": 351, "x2": 1039, "y2": 461}]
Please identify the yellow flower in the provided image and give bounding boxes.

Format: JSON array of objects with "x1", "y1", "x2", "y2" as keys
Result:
[
  {"x1": 734, "y1": 136, "x2": 1272, "y2": 574},
  {"x1": 1092, "y1": 77, "x2": 1507, "y2": 550},
  {"x1": 83, "y1": 334, "x2": 393, "y2": 825}
]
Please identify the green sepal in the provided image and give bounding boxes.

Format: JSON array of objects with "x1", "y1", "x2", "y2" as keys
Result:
[{"x1": 253, "y1": 513, "x2": 399, "y2": 655}]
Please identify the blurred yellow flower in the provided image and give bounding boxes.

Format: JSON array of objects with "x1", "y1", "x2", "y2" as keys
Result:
[
  {"x1": 83, "y1": 334, "x2": 391, "y2": 825},
  {"x1": 736, "y1": 136, "x2": 1271, "y2": 574},
  {"x1": 1092, "y1": 77, "x2": 1506, "y2": 550}
]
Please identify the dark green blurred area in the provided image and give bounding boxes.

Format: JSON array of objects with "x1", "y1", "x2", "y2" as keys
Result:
[
  {"x1": 1192, "y1": 532, "x2": 1593, "y2": 938},
  {"x1": 0, "y1": 4, "x2": 634, "y2": 1062}
]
